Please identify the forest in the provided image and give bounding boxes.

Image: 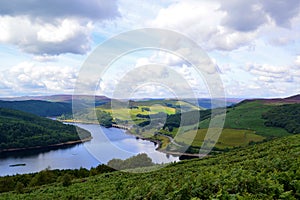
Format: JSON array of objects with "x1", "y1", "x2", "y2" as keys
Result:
[
  {"x1": 0, "y1": 108, "x2": 91, "y2": 151},
  {"x1": 0, "y1": 100, "x2": 72, "y2": 117},
  {"x1": 262, "y1": 103, "x2": 300, "y2": 134}
]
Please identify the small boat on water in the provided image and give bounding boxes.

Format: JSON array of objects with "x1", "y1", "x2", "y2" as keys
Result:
[{"x1": 9, "y1": 163, "x2": 26, "y2": 167}]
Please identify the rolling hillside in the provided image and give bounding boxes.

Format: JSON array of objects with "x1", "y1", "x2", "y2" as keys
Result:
[{"x1": 156, "y1": 96, "x2": 299, "y2": 153}]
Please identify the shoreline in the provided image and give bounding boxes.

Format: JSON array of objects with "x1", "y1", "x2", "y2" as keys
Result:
[
  {"x1": 59, "y1": 119, "x2": 205, "y2": 158},
  {"x1": 0, "y1": 136, "x2": 92, "y2": 153},
  {"x1": 125, "y1": 130, "x2": 205, "y2": 158}
]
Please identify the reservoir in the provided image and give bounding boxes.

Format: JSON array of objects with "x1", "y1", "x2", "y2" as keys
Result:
[{"x1": 0, "y1": 123, "x2": 179, "y2": 176}]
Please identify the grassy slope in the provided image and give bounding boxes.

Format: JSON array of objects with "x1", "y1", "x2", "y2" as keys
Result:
[
  {"x1": 2, "y1": 134, "x2": 300, "y2": 199},
  {"x1": 162, "y1": 100, "x2": 291, "y2": 151},
  {"x1": 199, "y1": 101, "x2": 291, "y2": 137},
  {"x1": 175, "y1": 128, "x2": 265, "y2": 149}
]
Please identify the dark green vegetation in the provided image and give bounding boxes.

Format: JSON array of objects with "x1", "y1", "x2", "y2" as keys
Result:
[
  {"x1": 0, "y1": 154, "x2": 152, "y2": 193},
  {"x1": 0, "y1": 165, "x2": 115, "y2": 193},
  {"x1": 0, "y1": 108, "x2": 90, "y2": 151},
  {"x1": 0, "y1": 100, "x2": 72, "y2": 117},
  {"x1": 164, "y1": 109, "x2": 211, "y2": 129},
  {"x1": 108, "y1": 153, "x2": 154, "y2": 170},
  {"x1": 96, "y1": 110, "x2": 113, "y2": 128},
  {"x1": 262, "y1": 103, "x2": 300, "y2": 134},
  {"x1": 1, "y1": 133, "x2": 300, "y2": 199}
]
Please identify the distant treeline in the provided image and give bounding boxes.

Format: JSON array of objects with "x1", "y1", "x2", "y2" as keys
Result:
[{"x1": 0, "y1": 100, "x2": 72, "y2": 117}]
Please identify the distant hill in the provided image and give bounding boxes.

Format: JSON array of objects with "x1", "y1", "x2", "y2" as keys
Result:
[
  {"x1": 0, "y1": 100, "x2": 72, "y2": 117},
  {"x1": 0, "y1": 94, "x2": 110, "y2": 103},
  {"x1": 196, "y1": 98, "x2": 241, "y2": 109},
  {"x1": 131, "y1": 98, "x2": 242, "y2": 109},
  {"x1": 280, "y1": 94, "x2": 300, "y2": 102},
  {"x1": 238, "y1": 94, "x2": 300, "y2": 105},
  {"x1": 0, "y1": 108, "x2": 91, "y2": 152},
  {"x1": 0, "y1": 95, "x2": 112, "y2": 116}
]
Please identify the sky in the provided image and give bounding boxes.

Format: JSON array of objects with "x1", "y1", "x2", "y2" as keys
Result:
[{"x1": 0, "y1": 0, "x2": 299, "y2": 99}]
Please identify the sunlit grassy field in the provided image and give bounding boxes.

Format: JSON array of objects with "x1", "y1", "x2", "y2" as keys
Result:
[
  {"x1": 97, "y1": 104, "x2": 176, "y2": 121},
  {"x1": 175, "y1": 128, "x2": 265, "y2": 149},
  {"x1": 199, "y1": 101, "x2": 291, "y2": 137}
]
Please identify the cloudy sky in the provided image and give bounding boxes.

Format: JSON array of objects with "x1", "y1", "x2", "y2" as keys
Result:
[{"x1": 0, "y1": 0, "x2": 299, "y2": 98}]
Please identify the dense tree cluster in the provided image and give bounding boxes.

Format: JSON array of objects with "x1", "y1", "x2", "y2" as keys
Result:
[
  {"x1": 107, "y1": 153, "x2": 154, "y2": 170},
  {"x1": 136, "y1": 112, "x2": 167, "y2": 119},
  {"x1": 262, "y1": 104, "x2": 300, "y2": 134},
  {"x1": 0, "y1": 100, "x2": 72, "y2": 117},
  {"x1": 0, "y1": 108, "x2": 90, "y2": 151},
  {"x1": 95, "y1": 110, "x2": 113, "y2": 128},
  {"x1": 164, "y1": 109, "x2": 212, "y2": 129}
]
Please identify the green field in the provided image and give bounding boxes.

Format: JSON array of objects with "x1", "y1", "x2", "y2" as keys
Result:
[
  {"x1": 199, "y1": 101, "x2": 291, "y2": 138},
  {"x1": 95, "y1": 99, "x2": 201, "y2": 124},
  {"x1": 175, "y1": 128, "x2": 265, "y2": 149},
  {"x1": 98, "y1": 104, "x2": 176, "y2": 120}
]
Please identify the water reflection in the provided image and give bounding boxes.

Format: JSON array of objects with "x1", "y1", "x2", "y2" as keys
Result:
[{"x1": 0, "y1": 123, "x2": 178, "y2": 176}]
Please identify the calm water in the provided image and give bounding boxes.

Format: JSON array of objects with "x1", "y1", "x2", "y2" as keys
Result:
[{"x1": 0, "y1": 123, "x2": 179, "y2": 176}]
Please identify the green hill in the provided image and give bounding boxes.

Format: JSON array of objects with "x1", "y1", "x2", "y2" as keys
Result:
[
  {"x1": 0, "y1": 108, "x2": 91, "y2": 151},
  {"x1": 0, "y1": 100, "x2": 72, "y2": 117},
  {"x1": 199, "y1": 100, "x2": 292, "y2": 137},
  {"x1": 158, "y1": 99, "x2": 298, "y2": 153},
  {"x1": 1, "y1": 133, "x2": 299, "y2": 199}
]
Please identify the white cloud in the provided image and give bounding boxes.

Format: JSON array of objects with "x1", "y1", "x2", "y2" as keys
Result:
[
  {"x1": 150, "y1": 0, "x2": 261, "y2": 51},
  {"x1": 0, "y1": 0, "x2": 120, "y2": 55},
  {"x1": 0, "y1": 62, "x2": 78, "y2": 96},
  {"x1": 0, "y1": 0, "x2": 299, "y2": 98},
  {"x1": 244, "y1": 63, "x2": 290, "y2": 80},
  {"x1": 149, "y1": 0, "x2": 300, "y2": 52},
  {"x1": 0, "y1": 16, "x2": 93, "y2": 55},
  {"x1": 37, "y1": 19, "x2": 91, "y2": 43},
  {"x1": 295, "y1": 56, "x2": 300, "y2": 66}
]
